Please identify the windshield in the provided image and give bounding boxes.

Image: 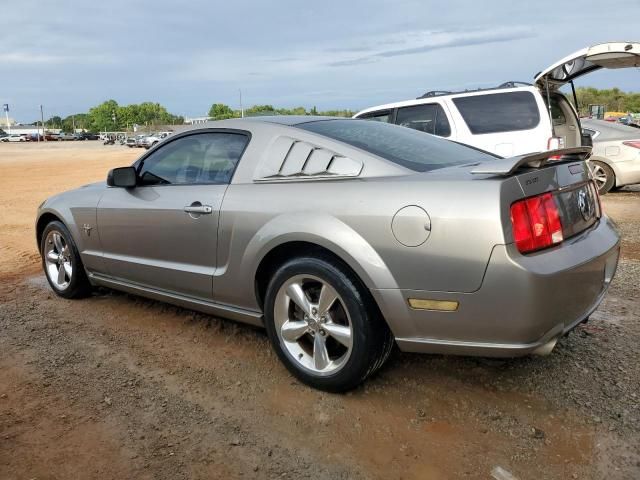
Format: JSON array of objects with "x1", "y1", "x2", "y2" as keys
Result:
[{"x1": 296, "y1": 119, "x2": 497, "y2": 172}]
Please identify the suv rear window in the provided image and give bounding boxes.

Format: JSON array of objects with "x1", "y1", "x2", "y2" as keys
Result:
[
  {"x1": 452, "y1": 91, "x2": 540, "y2": 134},
  {"x1": 395, "y1": 103, "x2": 451, "y2": 137},
  {"x1": 296, "y1": 119, "x2": 496, "y2": 172}
]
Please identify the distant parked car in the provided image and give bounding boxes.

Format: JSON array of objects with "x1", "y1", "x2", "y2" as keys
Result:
[
  {"x1": 1, "y1": 134, "x2": 27, "y2": 142},
  {"x1": 582, "y1": 119, "x2": 640, "y2": 194},
  {"x1": 58, "y1": 132, "x2": 77, "y2": 141},
  {"x1": 355, "y1": 41, "x2": 640, "y2": 157},
  {"x1": 45, "y1": 133, "x2": 60, "y2": 141},
  {"x1": 616, "y1": 116, "x2": 640, "y2": 128},
  {"x1": 75, "y1": 132, "x2": 100, "y2": 140},
  {"x1": 123, "y1": 134, "x2": 146, "y2": 148},
  {"x1": 135, "y1": 135, "x2": 148, "y2": 148},
  {"x1": 140, "y1": 131, "x2": 173, "y2": 149}
]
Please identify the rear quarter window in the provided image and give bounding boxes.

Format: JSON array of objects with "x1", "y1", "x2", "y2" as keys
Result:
[
  {"x1": 296, "y1": 119, "x2": 497, "y2": 172},
  {"x1": 395, "y1": 103, "x2": 451, "y2": 137},
  {"x1": 358, "y1": 110, "x2": 392, "y2": 123},
  {"x1": 452, "y1": 91, "x2": 540, "y2": 134}
]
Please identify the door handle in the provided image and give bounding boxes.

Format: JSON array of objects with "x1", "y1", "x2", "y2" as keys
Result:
[{"x1": 183, "y1": 204, "x2": 213, "y2": 214}]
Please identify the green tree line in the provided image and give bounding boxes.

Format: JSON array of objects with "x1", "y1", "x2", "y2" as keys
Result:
[
  {"x1": 208, "y1": 103, "x2": 355, "y2": 120},
  {"x1": 575, "y1": 87, "x2": 640, "y2": 114},
  {"x1": 44, "y1": 100, "x2": 184, "y2": 132},
  {"x1": 43, "y1": 100, "x2": 355, "y2": 133}
]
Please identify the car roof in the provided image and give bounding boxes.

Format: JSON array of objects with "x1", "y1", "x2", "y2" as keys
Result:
[
  {"x1": 354, "y1": 84, "x2": 540, "y2": 116},
  {"x1": 581, "y1": 119, "x2": 640, "y2": 141},
  {"x1": 233, "y1": 115, "x2": 343, "y2": 126}
]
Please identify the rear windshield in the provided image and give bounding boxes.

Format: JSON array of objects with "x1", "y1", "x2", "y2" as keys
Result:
[
  {"x1": 452, "y1": 91, "x2": 540, "y2": 134},
  {"x1": 296, "y1": 119, "x2": 497, "y2": 172}
]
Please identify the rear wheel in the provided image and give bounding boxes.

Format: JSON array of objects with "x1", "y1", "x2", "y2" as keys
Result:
[
  {"x1": 264, "y1": 256, "x2": 393, "y2": 392},
  {"x1": 41, "y1": 221, "x2": 92, "y2": 299},
  {"x1": 590, "y1": 160, "x2": 615, "y2": 194}
]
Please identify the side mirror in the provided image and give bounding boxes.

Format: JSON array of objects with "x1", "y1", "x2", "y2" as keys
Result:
[
  {"x1": 581, "y1": 133, "x2": 593, "y2": 147},
  {"x1": 107, "y1": 166, "x2": 137, "y2": 188}
]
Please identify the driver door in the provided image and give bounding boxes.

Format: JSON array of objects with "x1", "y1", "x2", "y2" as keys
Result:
[{"x1": 96, "y1": 130, "x2": 249, "y2": 300}]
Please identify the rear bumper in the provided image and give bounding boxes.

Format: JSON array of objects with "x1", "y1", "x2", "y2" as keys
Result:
[
  {"x1": 613, "y1": 154, "x2": 640, "y2": 186},
  {"x1": 373, "y1": 216, "x2": 620, "y2": 357}
]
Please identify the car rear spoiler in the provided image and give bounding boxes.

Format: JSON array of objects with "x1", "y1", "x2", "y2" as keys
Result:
[{"x1": 471, "y1": 147, "x2": 592, "y2": 176}]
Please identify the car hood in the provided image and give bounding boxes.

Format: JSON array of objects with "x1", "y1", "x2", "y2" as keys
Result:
[{"x1": 41, "y1": 180, "x2": 107, "y2": 207}]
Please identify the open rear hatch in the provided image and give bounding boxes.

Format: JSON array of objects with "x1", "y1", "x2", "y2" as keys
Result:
[
  {"x1": 473, "y1": 148, "x2": 601, "y2": 254},
  {"x1": 534, "y1": 42, "x2": 640, "y2": 89}
]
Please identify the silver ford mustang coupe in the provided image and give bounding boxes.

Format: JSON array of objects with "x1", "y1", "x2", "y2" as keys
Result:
[{"x1": 36, "y1": 116, "x2": 620, "y2": 391}]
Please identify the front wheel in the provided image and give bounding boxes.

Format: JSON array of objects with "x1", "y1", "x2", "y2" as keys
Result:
[
  {"x1": 590, "y1": 160, "x2": 615, "y2": 194},
  {"x1": 41, "y1": 221, "x2": 92, "y2": 299},
  {"x1": 264, "y1": 256, "x2": 393, "y2": 392}
]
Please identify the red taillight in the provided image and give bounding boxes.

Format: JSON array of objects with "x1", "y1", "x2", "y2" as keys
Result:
[
  {"x1": 510, "y1": 192, "x2": 564, "y2": 254},
  {"x1": 622, "y1": 140, "x2": 640, "y2": 149},
  {"x1": 547, "y1": 137, "x2": 565, "y2": 160}
]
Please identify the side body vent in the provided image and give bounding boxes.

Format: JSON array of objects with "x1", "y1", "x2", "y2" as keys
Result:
[{"x1": 254, "y1": 136, "x2": 363, "y2": 181}]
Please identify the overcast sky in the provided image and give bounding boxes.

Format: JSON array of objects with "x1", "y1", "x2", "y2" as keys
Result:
[{"x1": 1, "y1": 0, "x2": 639, "y2": 122}]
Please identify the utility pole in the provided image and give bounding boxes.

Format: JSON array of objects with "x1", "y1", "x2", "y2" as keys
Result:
[
  {"x1": 239, "y1": 88, "x2": 244, "y2": 118},
  {"x1": 3, "y1": 104, "x2": 10, "y2": 134},
  {"x1": 40, "y1": 105, "x2": 45, "y2": 142}
]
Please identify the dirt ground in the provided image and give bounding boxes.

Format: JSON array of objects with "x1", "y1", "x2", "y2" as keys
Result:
[{"x1": 1, "y1": 142, "x2": 639, "y2": 480}]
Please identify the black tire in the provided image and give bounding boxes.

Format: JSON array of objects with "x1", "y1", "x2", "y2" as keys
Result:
[
  {"x1": 264, "y1": 255, "x2": 393, "y2": 392},
  {"x1": 40, "y1": 220, "x2": 92, "y2": 299},
  {"x1": 590, "y1": 160, "x2": 615, "y2": 195}
]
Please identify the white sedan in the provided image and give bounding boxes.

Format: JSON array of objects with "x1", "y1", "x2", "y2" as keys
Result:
[
  {"x1": 0, "y1": 134, "x2": 27, "y2": 142},
  {"x1": 583, "y1": 119, "x2": 640, "y2": 194}
]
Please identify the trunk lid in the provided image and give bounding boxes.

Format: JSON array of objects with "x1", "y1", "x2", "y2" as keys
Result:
[
  {"x1": 534, "y1": 42, "x2": 640, "y2": 90},
  {"x1": 471, "y1": 148, "x2": 601, "y2": 247},
  {"x1": 515, "y1": 164, "x2": 600, "y2": 242}
]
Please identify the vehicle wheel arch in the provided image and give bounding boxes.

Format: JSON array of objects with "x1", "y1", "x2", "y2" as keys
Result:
[
  {"x1": 36, "y1": 206, "x2": 84, "y2": 250},
  {"x1": 249, "y1": 215, "x2": 397, "y2": 304},
  {"x1": 255, "y1": 241, "x2": 355, "y2": 308},
  {"x1": 592, "y1": 155, "x2": 622, "y2": 183},
  {"x1": 589, "y1": 156, "x2": 618, "y2": 191},
  {"x1": 36, "y1": 211, "x2": 66, "y2": 250},
  {"x1": 254, "y1": 239, "x2": 394, "y2": 337}
]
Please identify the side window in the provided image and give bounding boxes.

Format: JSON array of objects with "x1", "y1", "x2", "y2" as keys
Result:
[
  {"x1": 452, "y1": 91, "x2": 540, "y2": 134},
  {"x1": 395, "y1": 103, "x2": 451, "y2": 137},
  {"x1": 358, "y1": 110, "x2": 392, "y2": 123},
  {"x1": 138, "y1": 132, "x2": 248, "y2": 186}
]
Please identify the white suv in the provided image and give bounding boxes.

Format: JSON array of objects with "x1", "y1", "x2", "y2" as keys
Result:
[{"x1": 355, "y1": 42, "x2": 640, "y2": 157}]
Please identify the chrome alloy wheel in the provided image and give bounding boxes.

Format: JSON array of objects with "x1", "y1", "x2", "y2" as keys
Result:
[
  {"x1": 590, "y1": 163, "x2": 608, "y2": 191},
  {"x1": 274, "y1": 274, "x2": 353, "y2": 375},
  {"x1": 44, "y1": 231, "x2": 72, "y2": 290}
]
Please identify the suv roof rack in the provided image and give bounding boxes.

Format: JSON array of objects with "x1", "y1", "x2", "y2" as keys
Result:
[
  {"x1": 417, "y1": 81, "x2": 534, "y2": 99},
  {"x1": 497, "y1": 81, "x2": 533, "y2": 88},
  {"x1": 418, "y1": 90, "x2": 452, "y2": 98}
]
